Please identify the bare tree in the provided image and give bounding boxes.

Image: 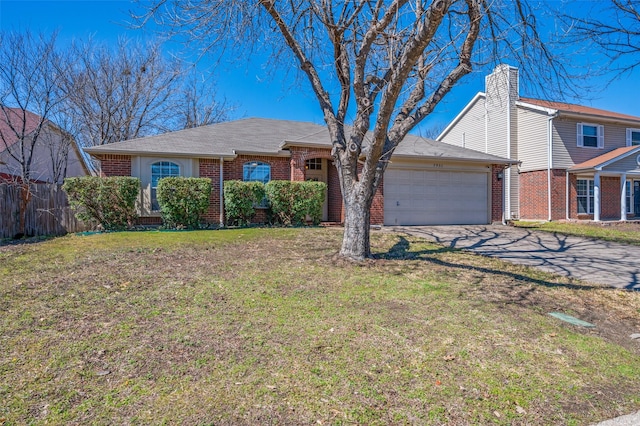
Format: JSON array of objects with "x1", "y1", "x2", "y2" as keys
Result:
[
  {"x1": 561, "y1": 0, "x2": 640, "y2": 75},
  {"x1": 179, "y1": 70, "x2": 233, "y2": 129},
  {"x1": 139, "y1": 0, "x2": 571, "y2": 260},
  {"x1": 63, "y1": 37, "x2": 232, "y2": 172},
  {"x1": 0, "y1": 30, "x2": 71, "y2": 237},
  {"x1": 64, "y1": 38, "x2": 181, "y2": 149}
]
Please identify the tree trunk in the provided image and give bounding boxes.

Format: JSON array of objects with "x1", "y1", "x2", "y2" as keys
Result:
[
  {"x1": 17, "y1": 182, "x2": 32, "y2": 238},
  {"x1": 339, "y1": 186, "x2": 373, "y2": 261}
]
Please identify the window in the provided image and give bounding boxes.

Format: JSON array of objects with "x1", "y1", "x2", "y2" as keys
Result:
[
  {"x1": 243, "y1": 161, "x2": 270, "y2": 184},
  {"x1": 626, "y1": 128, "x2": 640, "y2": 146},
  {"x1": 151, "y1": 161, "x2": 180, "y2": 211},
  {"x1": 577, "y1": 179, "x2": 594, "y2": 214},
  {"x1": 577, "y1": 123, "x2": 604, "y2": 148},
  {"x1": 305, "y1": 158, "x2": 322, "y2": 170},
  {"x1": 243, "y1": 161, "x2": 270, "y2": 207}
]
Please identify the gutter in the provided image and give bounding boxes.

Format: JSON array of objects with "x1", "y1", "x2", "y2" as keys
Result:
[
  {"x1": 219, "y1": 157, "x2": 225, "y2": 227},
  {"x1": 547, "y1": 111, "x2": 559, "y2": 221}
]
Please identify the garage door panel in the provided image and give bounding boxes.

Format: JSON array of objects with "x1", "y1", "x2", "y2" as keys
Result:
[{"x1": 384, "y1": 168, "x2": 489, "y2": 226}]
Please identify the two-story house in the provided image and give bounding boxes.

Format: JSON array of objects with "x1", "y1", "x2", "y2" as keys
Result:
[
  {"x1": 0, "y1": 108, "x2": 88, "y2": 183},
  {"x1": 437, "y1": 64, "x2": 640, "y2": 222}
]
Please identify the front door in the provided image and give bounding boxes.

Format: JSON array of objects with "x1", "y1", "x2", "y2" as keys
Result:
[
  {"x1": 305, "y1": 158, "x2": 328, "y2": 221},
  {"x1": 635, "y1": 181, "x2": 640, "y2": 216}
]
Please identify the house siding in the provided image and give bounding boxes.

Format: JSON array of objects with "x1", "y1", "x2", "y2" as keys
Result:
[
  {"x1": 99, "y1": 152, "x2": 388, "y2": 226},
  {"x1": 517, "y1": 107, "x2": 549, "y2": 172},
  {"x1": 439, "y1": 97, "x2": 487, "y2": 153},
  {"x1": 519, "y1": 169, "x2": 566, "y2": 220},
  {"x1": 491, "y1": 164, "x2": 504, "y2": 223},
  {"x1": 99, "y1": 154, "x2": 131, "y2": 176},
  {"x1": 602, "y1": 155, "x2": 640, "y2": 172},
  {"x1": 553, "y1": 118, "x2": 632, "y2": 169}
]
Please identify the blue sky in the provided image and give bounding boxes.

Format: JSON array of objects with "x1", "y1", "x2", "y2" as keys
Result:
[{"x1": 1, "y1": 0, "x2": 639, "y2": 136}]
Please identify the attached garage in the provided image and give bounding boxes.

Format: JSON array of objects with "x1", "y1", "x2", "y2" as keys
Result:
[{"x1": 384, "y1": 165, "x2": 490, "y2": 226}]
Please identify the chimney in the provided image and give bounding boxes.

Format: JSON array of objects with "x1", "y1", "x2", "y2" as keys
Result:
[{"x1": 485, "y1": 64, "x2": 519, "y2": 110}]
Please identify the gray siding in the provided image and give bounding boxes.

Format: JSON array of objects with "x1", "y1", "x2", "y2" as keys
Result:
[
  {"x1": 439, "y1": 97, "x2": 487, "y2": 153},
  {"x1": 517, "y1": 108, "x2": 549, "y2": 172},
  {"x1": 603, "y1": 154, "x2": 640, "y2": 173},
  {"x1": 553, "y1": 117, "x2": 632, "y2": 169}
]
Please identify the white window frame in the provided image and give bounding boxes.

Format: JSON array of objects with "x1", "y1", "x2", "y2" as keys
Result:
[
  {"x1": 151, "y1": 161, "x2": 181, "y2": 211},
  {"x1": 577, "y1": 178, "x2": 594, "y2": 214},
  {"x1": 626, "y1": 128, "x2": 640, "y2": 146},
  {"x1": 577, "y1": 123, "x2": 604, "y2": 149}
]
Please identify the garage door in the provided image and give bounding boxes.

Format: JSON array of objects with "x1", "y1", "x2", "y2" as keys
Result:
[{"x1": 384, "y1": 168, "x2": 489, "y2": 226}]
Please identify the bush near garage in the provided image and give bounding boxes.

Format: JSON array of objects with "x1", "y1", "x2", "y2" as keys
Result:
[{"x1": 265, "y1": 180, "x2": 326, "y2": 225}]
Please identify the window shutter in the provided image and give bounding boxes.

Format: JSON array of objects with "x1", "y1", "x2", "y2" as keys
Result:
[
  {"x1": 597, "y1": 125, "x2": 604, "y2": 148},
  {"x1": 627, "y1": 128, "x2": 632, "y2": 147},
  {"x1": 577, "y1": 123, "x2": 583, "y2": 147}
]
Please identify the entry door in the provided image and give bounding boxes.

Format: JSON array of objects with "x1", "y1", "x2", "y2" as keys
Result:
[
  {"x1": 305, "y1": 158, "x2": 328, "y2": 221},
  {"x1": 635, "y1": 181, "x2": 640, "y2": 215}
]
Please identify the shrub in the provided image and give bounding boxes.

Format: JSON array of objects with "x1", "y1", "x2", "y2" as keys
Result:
[
  {"x1": 265, "y1": 180, "x2": 326, "y2": 225},
  {"x1": 157, "y1": 177, "x2": 212, "y2": 229},
  {"x1": 63, "y1": 176, "x2": 140, "y2": 230},
  {"x1": 223, "y1": 180, "x2": 265, "y2": 226}
]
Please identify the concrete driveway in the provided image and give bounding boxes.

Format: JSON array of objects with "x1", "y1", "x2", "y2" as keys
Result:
[{"x1": 388, "y1": 225, "x2": 640, "y2": 290}]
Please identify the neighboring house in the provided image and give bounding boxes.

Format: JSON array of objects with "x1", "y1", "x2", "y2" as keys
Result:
[
  {"x1": 437, "y1": 64, "x2": 640, "y2": 222},
  {"x1": 83, "y1": 118, "x2": 515, "y2": 226},
  {"x1": 0, "y1": 108, "x2": 88, "y2": 184}
]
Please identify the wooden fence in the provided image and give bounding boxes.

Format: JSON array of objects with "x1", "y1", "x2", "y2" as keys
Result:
[{"x1": 0, "y1": 183, "x2": 91, "y2": 239}]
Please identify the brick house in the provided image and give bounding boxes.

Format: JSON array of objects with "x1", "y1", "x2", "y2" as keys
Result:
[
  {"x1": 437, "y1": 64, "x2": 640, "y2": 221},
  {"x1": 84, "y1": 118, "x2": 514, "y2": 226}
]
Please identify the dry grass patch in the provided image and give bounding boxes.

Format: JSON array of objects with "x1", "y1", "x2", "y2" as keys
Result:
[{"x1": 1, "y1": 228, "x2": 639, "y2": 425}]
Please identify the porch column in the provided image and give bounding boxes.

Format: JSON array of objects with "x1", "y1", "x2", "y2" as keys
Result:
[
  {"x1": 621, "y1": 173, "x2": 627, "y2": 221},
  {"x1": 594, "y1": 171, "x2": 601, "y2": 222},
  {"x1": 219, "y1": 157, "x2": 224, "y2": 226}
]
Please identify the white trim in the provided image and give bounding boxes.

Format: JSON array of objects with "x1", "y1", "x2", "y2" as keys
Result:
[
  {"x1": 515, "y1": 101, "x2": 558, "y2": 116},
  {"x1": 436, "y1": 92, "x2": 486, "y2": 141},
  {"x1": 219, "y1": 157, "x2": 224, "y2": 226},
  {"x1": 621, "y1": 175, "x2": 628, "y2": 220},
  {"x1": 594, "y1": 172, "x2": 601, "y2": 221}
]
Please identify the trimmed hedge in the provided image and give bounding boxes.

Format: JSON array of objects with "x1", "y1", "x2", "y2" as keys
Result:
[
  {"x1": 265, "y1": 180, "x2": 326, "y2": 225},
  {"x1": 157, "y1": 177, "x2": 212, "y2": 229},
  {"x1": 63, "y1": 176, "x2": 140, "y2": 230},
  {"x1": 223, "y1": 180, "x2": 265, "y2": 226}
]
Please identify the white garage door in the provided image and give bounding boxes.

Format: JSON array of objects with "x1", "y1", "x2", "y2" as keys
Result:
[{"x1": 384, "y1": 168, "x2": 489, "y2": 226}]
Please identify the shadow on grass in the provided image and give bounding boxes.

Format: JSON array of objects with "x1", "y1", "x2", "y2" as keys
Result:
[{"x1": 375, "y1": 235, "x2": 606, "y2": 292}]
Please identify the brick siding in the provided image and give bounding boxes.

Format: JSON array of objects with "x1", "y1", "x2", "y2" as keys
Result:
[
  {"x1": 98, "y1": 155, "x2": 131, "y2": 177},
  {"x1": 491, "y1": 165, "x2": 504, "y2": 223},
  {"x1": 519, "y1": 169, "x2": 567, "y2": 221}
]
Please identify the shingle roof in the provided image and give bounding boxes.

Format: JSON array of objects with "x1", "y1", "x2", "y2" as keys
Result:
[
  {"x1": 519, "y1": 98, "x2": 640, "y2": 122},
  {"x1": 569, "y1": 145, "x2": 640, "y2": 171},
  {"x1": 84, "y1": 117, "x2": 515, "y2": 164}
]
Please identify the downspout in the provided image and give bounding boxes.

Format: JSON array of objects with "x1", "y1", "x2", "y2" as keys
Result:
[
  {"x1": 505, "y1": 77, "x2": 512, "y2": 220},
  {"x1": 219, "y1": 157, "x2": 224, "y2": 227},
  {"x1": 547, "y1": 112, "x2": 558, "y2": 221}
]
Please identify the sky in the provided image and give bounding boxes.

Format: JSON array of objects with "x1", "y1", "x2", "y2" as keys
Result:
[{"x1": 1, "y1": 0, "x2": 639, "y2": 136}]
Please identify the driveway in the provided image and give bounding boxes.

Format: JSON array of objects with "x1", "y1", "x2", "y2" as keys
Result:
[{"x1": 389, "y1": 225, "x2": 640, "y2": 290}]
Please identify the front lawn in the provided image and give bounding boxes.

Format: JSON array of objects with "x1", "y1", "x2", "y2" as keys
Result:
[
  {"x1": 1, "y1": 228, "x2": 639, "y2": 425},
  {"x1": 513, "y1": 220, "x2": 640, "y2": 246}
]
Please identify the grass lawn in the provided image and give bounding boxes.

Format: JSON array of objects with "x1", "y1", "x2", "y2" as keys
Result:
[
  {"x1": 512, "y1": 220, "x2": 640, "y2": 246},
  {"x1": 1, "y1": 228, "x2": 640, "y2": 425}
]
